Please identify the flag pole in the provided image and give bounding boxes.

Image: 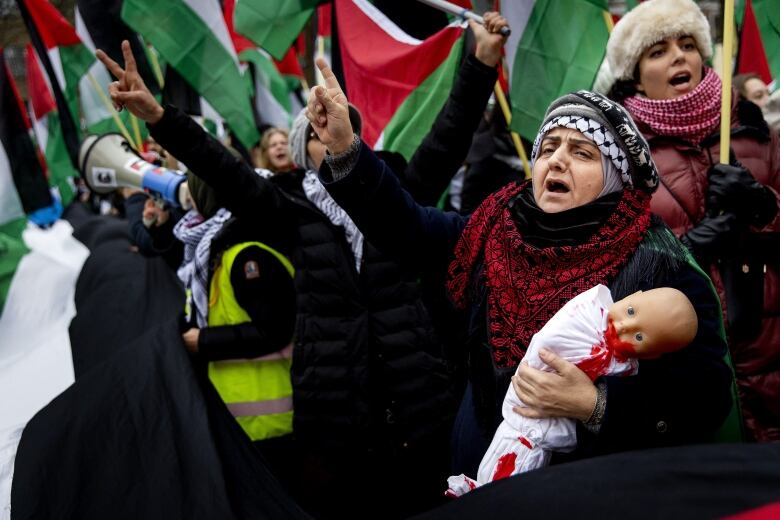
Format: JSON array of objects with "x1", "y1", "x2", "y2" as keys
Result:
[
  {"x1": 493, "y1": 82, "x2": 531, "y2": 179},
  {"x1": 146, "y1": 43, "x2": 165, "y2": 90},
  {"x1": 720, "y1": 0, "x2": 735, "y2": 164},
  {"x1": 85, "y1": 72, "x2": 136, "y2": 148},
  {"x1": 129, "y1": 113, "x2": 143, "y2": 150},
  {"x1": 415, "y1": 0, "x2": 510, "y2": 36}
]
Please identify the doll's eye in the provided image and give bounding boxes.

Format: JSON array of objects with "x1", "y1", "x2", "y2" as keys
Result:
[
  {"x1": 627, "y1": 306, "x2": 635, "y2": 316},
  {"x1": 635, "y1": 332, "x2": 643, "y2": 342}
]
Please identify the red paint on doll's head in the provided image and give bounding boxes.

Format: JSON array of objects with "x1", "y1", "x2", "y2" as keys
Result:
[{"x1": 605, "y1": 318, "x2": 637, "y2": 360}]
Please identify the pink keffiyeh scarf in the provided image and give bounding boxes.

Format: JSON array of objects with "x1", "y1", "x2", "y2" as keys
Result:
[{"x1": 623, "y1": 67, "x2": 722, "y2": 145}]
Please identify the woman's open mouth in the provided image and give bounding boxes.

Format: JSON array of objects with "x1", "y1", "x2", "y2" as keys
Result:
[
  {"x1": 545, "y1": 179, "x2": 570, "y2": 194},
  {"x1": 669, "y1": 72, "x2": 692, "y2": 89}
]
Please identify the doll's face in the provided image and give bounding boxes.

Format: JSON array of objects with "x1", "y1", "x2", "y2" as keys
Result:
[{"x1": 607, "y1": 288, "x2": 698, "y2": 359}]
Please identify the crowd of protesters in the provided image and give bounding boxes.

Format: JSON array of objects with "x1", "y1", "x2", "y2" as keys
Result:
[{"x1": 68, "y1": 0, "x2": 780, "y2": 517}]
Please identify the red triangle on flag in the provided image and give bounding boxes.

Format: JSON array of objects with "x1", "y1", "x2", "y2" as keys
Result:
[
  {"x1": 25, "y1": 45, "x2": 56, "y2": 120},
  {"x1": 274, "y1": 47, "x2": 304, "y2": 81},
  {"x1": 22, "y1": 0, "x2": 81, "y2": 50},
  {"x1": 336, "y1": 0, "x2": 463, "y2": 148},
  {"x1": 737, "y1": 0, "x2": 772, "y2": 84},
  {"x1": 223, "y1": 0, "x2": 256, "y2": 55}
]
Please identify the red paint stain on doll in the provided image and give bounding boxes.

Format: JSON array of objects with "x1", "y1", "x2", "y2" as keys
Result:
[
  {"x1": 518, "y1": 436, "x2": 533, "y2": 450},
  {"x1": 605, "y1": 319, "x2": 636, "y2": 360},
  {"x1": 492, "y1": 453, "x2": 518, "y2": 481}
]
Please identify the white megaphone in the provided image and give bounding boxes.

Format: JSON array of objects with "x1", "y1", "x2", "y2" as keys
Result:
[{"x1": 79, "y1": 133, "x2": 191, "y2": 209}]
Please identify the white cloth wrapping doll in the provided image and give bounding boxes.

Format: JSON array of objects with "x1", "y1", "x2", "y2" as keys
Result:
[{"x1": 447, "y1": 285, "x2": 638, "y2": 496}]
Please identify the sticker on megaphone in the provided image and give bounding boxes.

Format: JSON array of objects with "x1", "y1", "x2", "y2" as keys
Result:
[{"x1": 79, "y1": 133, "x2": 191, "y2": 209}]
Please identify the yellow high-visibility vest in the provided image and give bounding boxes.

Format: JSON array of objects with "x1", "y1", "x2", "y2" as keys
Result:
[{"x1": 207, "y1": 241, "x2": 294, "y2": 441}]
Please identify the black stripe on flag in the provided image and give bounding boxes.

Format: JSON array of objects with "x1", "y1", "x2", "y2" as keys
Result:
[
  {"x1": 0, "y1": 50, "x2": 53, "y2": 214},
  {"x1": 76, "y1": 0, "x2": 161, "y2": 96},
  {"x1": 16, "y1": 0, "x2": 81, "y2": 170}
]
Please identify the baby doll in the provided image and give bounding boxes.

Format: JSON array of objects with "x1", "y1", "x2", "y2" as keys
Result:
[{"x1": 447, "y1": 284, "x2": 698, "y2": 496}]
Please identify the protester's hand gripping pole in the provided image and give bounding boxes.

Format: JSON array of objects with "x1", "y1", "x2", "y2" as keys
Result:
[
  {"x1": 415, "y1": 0, "x2": 511, "y2": 37},
  {"x1": 720, "y1": 0, "x2": 735, "y2": 165}
]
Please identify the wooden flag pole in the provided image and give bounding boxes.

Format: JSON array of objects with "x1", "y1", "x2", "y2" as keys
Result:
[
  {"x1": 129, "y1": 113, "x2": 143, "y2": 151},
  {"x1": 493, "y1": 82, "x2": 531, "y2": 179},
  {"x1": 720, "y1": 0, "x2": 735, "y2": 164},
  {"x1": 85, "y1": 72, "x2": 136, "y2": 148}
]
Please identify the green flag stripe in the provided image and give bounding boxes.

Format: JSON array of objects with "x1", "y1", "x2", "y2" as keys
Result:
[
  {"x1": 0, "y1": 217, "x2": 29, "y2": 314},
  {"x1": 509, "y1": 0, "x2": 609, "y2": 141},
  {"x1": 234, "y1": 0, "x2": 318, "y2": 60},
  {"x1": 753, "y1": 0, "x2": 780, "y2": 81},
  {"x1": 42, "y1": 112, "x2": 77, "y2": 205},
  {"x1": 379, "y1": 38, "x2": 463, "y2": 161},
  {"x1": 122, "y1": 0, "x2": 259, "y2": 148},
  {"x1": 240, "y1": 49, "x2": 293, "y2": 127},
  {"x1": 56, "y1": 44, "x2": 95, "y2": 132}
]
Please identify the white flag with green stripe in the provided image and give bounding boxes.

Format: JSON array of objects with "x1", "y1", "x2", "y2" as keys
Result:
[{"x1": 121, "y1": 0, "x2": 259, "y2": 148}]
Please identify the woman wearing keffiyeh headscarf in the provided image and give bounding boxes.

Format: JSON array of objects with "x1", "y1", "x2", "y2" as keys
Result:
[
  {"x1": 604, "y1": 0, "x2": 780, "y2": 442},
  {"x1": 305, "y1": 54, "x2": 734, "y2": 478}
]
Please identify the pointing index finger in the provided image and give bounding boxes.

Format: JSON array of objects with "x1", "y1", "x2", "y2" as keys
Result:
[{"x1": 315, "y1": 57, "x2": 341, "y2": 92}]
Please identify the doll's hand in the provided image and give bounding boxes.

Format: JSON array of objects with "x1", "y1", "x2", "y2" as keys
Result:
[{"x1": 512, "y1": 349, "x2": 597, "y2": 421}]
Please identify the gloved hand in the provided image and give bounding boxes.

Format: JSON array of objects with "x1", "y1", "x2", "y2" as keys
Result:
[
  {"x1": 707, "y1": 163, "x2": 778, "y2": 226},
  {"x1": 680, "y1": 213, "x2": 742, "y2": 261}
]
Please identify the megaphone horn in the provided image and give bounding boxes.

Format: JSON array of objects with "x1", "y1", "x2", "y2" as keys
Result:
[{"x1": 79, "y1": 133, "x2": 190, "y2": 208}]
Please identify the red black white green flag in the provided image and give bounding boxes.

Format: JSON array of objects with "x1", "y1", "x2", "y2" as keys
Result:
[{"x1": 335, "y1": 0, "x2": 465, "y2": 161}]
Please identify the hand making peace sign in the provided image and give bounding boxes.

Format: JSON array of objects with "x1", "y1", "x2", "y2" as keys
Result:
[{"x1": 95, "y1": 40, "x2": 164, "y2": 124}]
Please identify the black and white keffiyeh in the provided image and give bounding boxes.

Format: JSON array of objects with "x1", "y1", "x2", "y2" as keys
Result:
[
  {"x1": 302, "y1": 170, "x2": 364, "y2": 272},
  {"x1": 532, "y1": 113, "x2": 627, "y2": 196},
  {"x1": 532, "y1": 90, "x2": 659, "y2": 194},
  {"x1": 173, "y1": 207, "x2": 232, "y2": 327}
]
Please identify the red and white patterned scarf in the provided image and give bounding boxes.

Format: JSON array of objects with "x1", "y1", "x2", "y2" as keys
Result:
[
  {"x1": 623, "y1": 67, "x2": 721, "y2": 145},
  {"x1": 446, "y1": 182, "x2": 651, "y2": 368}
]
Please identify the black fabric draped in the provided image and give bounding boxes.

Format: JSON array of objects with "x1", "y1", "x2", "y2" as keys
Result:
[
  {"x1": 509, "y1": 188, "x2": 623, "y2": 248},
  {"x1": 11, "y1": 205, "x2": 306, "y2": 520}
]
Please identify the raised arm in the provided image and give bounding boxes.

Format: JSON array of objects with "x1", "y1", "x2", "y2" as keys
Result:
[
  {"x1": 306, "y1": 59, "x2": 467, "y2": 269},
  {"x1": 96, "y1": 41, "x2": 283, "y2": 221},
  {"x1": 403, "y1": 13, "x2": 506, "y2": 206}
]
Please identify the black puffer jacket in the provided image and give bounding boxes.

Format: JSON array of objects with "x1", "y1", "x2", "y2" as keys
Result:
[{"x1": 150, "y1": 107, "x2": 457, "y2": 452}]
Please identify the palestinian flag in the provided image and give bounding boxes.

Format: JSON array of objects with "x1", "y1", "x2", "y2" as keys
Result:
[
  {"x1": 26, "y1": 45, "x2": 79, "y2": 205},
  {"x1": 0, "y1": 49, "x2": 85, "y2": 508},
  {"x1": 233, "y1": 0, "x2": 320, "y2": 60},
  {"x1": 745, "y1": 0, "x2": 780, "y2": 84},
  {"x1": 121, "y1": 0, "x2": 259, "y2": 148},
  {"x1": 74, "y1": 3, "x2": 155, "y2": 141},
  {"x1": 737, "y1": 0, "x2": 774, "y2": 86},
  {"x1": 223, "y1": 0, "x2": 299, "y2": 130},
  {"x1": 274, "y1": 47, "x2": 306, "y2": 110},
  {"x1": 503, "y1": 0, "x2": 610, "y2": 141},
  {"x1": 0, "y1": 49, "x2": 55, "y2": 237},
  {"x1": 17, "y1": 0, "x2": 95, "y2": 167},
  {"x1": 335, "y1": 0, "x2": 465, "y2": 161}
]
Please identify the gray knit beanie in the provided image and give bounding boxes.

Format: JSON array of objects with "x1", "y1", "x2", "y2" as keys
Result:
[{"x1": 289, "y1": 108, "x2": 314, "y2": 171}]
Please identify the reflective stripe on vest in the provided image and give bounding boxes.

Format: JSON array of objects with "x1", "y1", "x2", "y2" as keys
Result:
[{"x1": 207, "y1": 241, "x2": 295, "y2": 441}]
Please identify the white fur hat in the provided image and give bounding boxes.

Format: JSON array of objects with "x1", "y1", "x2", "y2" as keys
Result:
[{"x1": 607, "y1": 0, "x2": 712, "y2": 81}]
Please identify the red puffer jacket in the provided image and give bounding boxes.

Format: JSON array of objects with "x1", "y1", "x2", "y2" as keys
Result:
[{"x1": 631, "y1": 98, "x2": 780, "y2": 442}]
